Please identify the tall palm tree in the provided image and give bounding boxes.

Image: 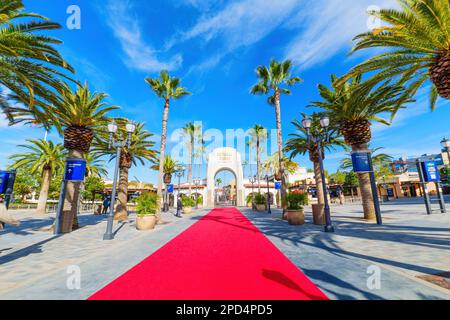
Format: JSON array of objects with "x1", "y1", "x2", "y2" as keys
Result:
[
  {"x1": 251, "y1": 59, "x2": 302, "y2": 211},
  {"x1": 264, "y1": 152, "x2": 299, "y2": 176},
  {"x1": 344, "y1": 0, "x2": 450, "y2": 110},
  {"x1": 151, "y1": 156, "x2": 180, "y2": 183},
  {"x1": 182, "y1": 122, "x2": 200, "y2": 197},
  {"x1": 247, "y1": 139, "x2": 255, "y2": 178},
  {"x1": 9, "y1": 139, "x2": 65, "y2": 215},
  {"x1": 0, "y1": 0, "x2": 74, "y2": 126},
  {"x1": 145, "y1": 70, "x2": 190, "y2": 216},
  {"x1": 45, "y1": 83, "x2": 118, "y2": 232},
  {"x1": 285, "y1": 113, "x2": 346, "y2": 206},
  {"x1": 312, "y1": 75, "x2": 410, "y2": 219},
  {"x1": 95, "y1": 122, "x2": 157, "y2": 221},
  {"x1": 249, "y1": 124, "x2": 267, "y2": 193}
]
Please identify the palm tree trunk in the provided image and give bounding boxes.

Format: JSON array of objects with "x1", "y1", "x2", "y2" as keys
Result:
[
  {"x1": 156, "y1": 99, "x2": 170, "y2": 219},
  {"x1": 274, "y1": 89, "x2": 287, "y2": 211},
  {"x1": 36, "y1": 168, "x2": 52, "y2": 215},
  {"x1": 115, "y1": 166, "x2": 129, "y2": 221},
  {"x1": 256, "y1": 138, "x2": 261, "y2": 193},
  {"x1": 352, "y1": 145, "x2": 376, "y2": 220},
  {"x1": 313, "y1": 160, "x2": 325, "y2": 205},
  {"x1": 60, "y1": 149, "x2": 83, "y2": 233}
]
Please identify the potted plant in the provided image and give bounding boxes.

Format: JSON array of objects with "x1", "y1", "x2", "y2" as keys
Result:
[
  {"x1": 246, "y1": 194, "x2": 254, "y2": 208},
  {"x1": 182, "y1": 196, "x2": 196, "y2": 214},
  {"x1": 135, "y1": 192, "x2": 157, "y2": 230},
  {"x1": 196, "y1": 195, "x2": 203, "y2": 209},
  {"x1": 254, "y1": 193, "x2": 266, "y2": 212},
  {"x1": 286, "y1": 191, "x2": 308, "y2": 225}
]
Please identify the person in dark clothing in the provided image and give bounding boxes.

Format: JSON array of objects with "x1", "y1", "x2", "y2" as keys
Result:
[
  {"x1": 102, "y1": 197, "x2": 111, "y2": 214},
  {"x1": 176, "y1": 195, "x2": 183, "y2": 218}
]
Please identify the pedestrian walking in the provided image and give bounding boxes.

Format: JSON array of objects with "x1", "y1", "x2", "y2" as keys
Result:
[{"x1": 102, "y1": 196, "x2": 111, "y2": 214}]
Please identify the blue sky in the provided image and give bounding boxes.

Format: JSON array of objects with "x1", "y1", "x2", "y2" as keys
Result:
[{"x1": 1, "y1": 0, "x2": 450, "y2": 184}]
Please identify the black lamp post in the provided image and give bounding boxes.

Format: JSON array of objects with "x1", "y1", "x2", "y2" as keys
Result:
[
  {"x1": 103, "y1": 120, "x2": 136, "y2": 240},
  {"x1": 249, "y1": 175, "x2": 256, "y2": 210},
  {"x1": 175, "y1": 165, "x2": 185, "y2": 216},
  {"x1": 193, "y1": 177, "x2": 201, "y2": 209},
  {"x1": 302, "y1": 115, "x2": 335, "y2": 233}
]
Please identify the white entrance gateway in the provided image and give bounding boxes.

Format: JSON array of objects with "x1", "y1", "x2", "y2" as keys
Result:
[{"x1": 206, "y1": 147, "x2": 245, "y2": 207}]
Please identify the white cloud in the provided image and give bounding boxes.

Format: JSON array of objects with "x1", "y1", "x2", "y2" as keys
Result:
[
  {"x1": 104, "y1": 0, "x2": 182, "y2": 72},
  {"x1": 284, "y1": 0, "x2": 397, "y2": 69}
]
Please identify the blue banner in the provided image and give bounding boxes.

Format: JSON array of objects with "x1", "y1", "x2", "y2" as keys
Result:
[
  {"x1": 0, "y1": 171, "x2": 11, "y2": 194},
  {"x1": 274, "y1": 181, "x2": 282, "y2": 190},
  {"x1": 64, "y1": 158, "x2": 87, "y2": 181},
  {"x1": 351, "y1": 152, "x2": 372, "y2": 173},
  {"x1": 421, "y1": 161, "x2": 440, "y2": 182},
  {"x1": 167, "y1": 184, "x2": 174, "y2": 193}
]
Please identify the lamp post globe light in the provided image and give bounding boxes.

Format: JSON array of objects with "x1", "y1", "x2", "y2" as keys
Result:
[
  {"x1": 103, "y1": 120, "x2": 136, "y2": 240},
  {"x1": 302, "y1": 115, "x2": 335, "y2": 233}
]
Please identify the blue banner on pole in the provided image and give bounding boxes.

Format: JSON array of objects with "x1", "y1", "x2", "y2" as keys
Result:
[
  {"x1": 0, "y1": 171, "x2": 11, "y2": 194},
  {"x1": 351, "y1": 152, "x2": 371, "y2": 173},
  {"x1": 275, "y1": 181, "x2": 282, "y2": 190},
  {"x1": 421, "y1": 161, "x2": 440, "y2": 182},
  {"x1": 167, "y1": 184, "x2": 174, "y2": 193},
  {"x1": 64, "y1": 159, "x2": 87, "y2": 181}
]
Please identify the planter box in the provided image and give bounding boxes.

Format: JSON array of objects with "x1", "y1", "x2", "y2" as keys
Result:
[
  {"x1": 184, "y1": 206, "x2": 193, "y2": 214},
  {"x1": 136, "y1": 215, "x2": 156, "y2": 231},
  {"x1": 287, "y1": 210, "x2": 305, "y2": 225},
  {"x1": 312, "y1": 204, "x2": 325, "y2": 225},
  {"x1": 255, "y1": 204, "x2": 266, "y2": 212}
]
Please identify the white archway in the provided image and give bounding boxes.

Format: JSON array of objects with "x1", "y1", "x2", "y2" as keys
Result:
[{"x1": 206, "y1": 147, "x2": 245, "y2": 207}]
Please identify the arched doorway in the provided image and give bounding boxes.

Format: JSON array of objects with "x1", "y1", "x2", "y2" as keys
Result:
[
  {"x1": 206, "y1": 148, "x2": 245, "y2": 207},
  {"x1": 214, "y1": 169, "x2": 237, "y2": 207}
]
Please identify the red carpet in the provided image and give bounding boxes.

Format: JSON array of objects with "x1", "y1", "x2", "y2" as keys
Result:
[{"x1": 89, "y1": 207, "x2": 328, "y2": 300}]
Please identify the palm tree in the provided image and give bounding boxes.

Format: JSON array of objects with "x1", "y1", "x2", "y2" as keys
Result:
[
  {"x1": 344, "y1": 0, "x2": 450, "y2": 110},
  {"x1": 247, "y1": 139, "x2": 255, "y2": 178},
  {"x1": 312, "y1": 75, "x2": 410, "y2": 219},
  {"x1": 264, "y1": 152, "x2": 299, "y2": 176},
  {"x1": 182, "y1": 122, "x2": 200, "y2": 197},
  {"x1": 249, "y1": 124, "x2": 267, "y2": 193},
  {"x1": 9, "y1": 139, "x2": 65, "y2": 215},
  {"x1": 84, "y1": 152, "x2": 108, "y2": 178},
  {"x1": 145, "y1": 70, "x2": 190, "y2": 216},
  {"x1": 151, "y1": 156, "x2": 180, "y2": 184},
  {"x1": 0, "y1": 0, "x2": 74, "y2": 117},
  {"x1": 96, "y1": 122, "x2": 157, "y2": 221},
  {"x1": 47, "y1": 83, "x2": 118, "y2": 232},
  {"x1": 251, "y1": 59, "x2": 302, "y2": 211},
  {"x1": 285, "y1": 113, "x2": 346, "y2": 206}
]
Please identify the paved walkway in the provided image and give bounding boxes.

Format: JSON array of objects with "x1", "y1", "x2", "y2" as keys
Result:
[
  {"x1": 243, "y1": 200, "x2": 450, "y2": 300},
  {"x1": 1, "y1": 199, "x2": 449, "y2": 300}
]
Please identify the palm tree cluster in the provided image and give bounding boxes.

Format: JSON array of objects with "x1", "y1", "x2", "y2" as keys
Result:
[{"x1": 2, "y1": 1, "x2": 158, "y2": 232}]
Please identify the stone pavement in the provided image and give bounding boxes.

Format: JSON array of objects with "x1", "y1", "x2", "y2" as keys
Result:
[
  {"x1": 0, "y1": 209, "x2": 209, "y2": 299},
  {"x1": 243, "y1": 198, "x2": 450, "y2": 300}
]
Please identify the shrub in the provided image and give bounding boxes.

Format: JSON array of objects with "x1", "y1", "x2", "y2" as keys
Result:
[
  {"x1": 135, "y1": 192, "x2": 157, "y2": 217},
  {"x1": 196, "y1": 195, "x2": 203, "y2": 205},
  {"x1": 182, "y1": 196, "x2": 196, "y2": 207},
  {"x1": 287, "y1": 191, "x2": 308, "y2": 210},
  {"x1": 254, "y1": 193, "x2": 266, "y2": 205}
]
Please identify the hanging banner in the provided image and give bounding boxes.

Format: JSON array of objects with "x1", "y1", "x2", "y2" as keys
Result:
[
  {"x1": 64, "y1": 158, "x2": 87, "y2": 182},
  {"x1": 274, "y1": 181, "x2": 282, "y2": 190},
  {"x1": 351, "y1": 152, "x2": 372, "y2": 173},
  {"x1": 167, "y1": 184, "x2": 174, "y2": 193},
  {"x1": 421, "y1": 161, "x2": 440, "y2": 183}
]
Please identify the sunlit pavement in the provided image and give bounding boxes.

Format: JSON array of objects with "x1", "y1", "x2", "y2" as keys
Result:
[{"x1": 0, "y1": 198, "x2": 449, "y2": 300}]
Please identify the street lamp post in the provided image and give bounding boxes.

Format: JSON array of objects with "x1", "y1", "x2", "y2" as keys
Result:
[
  {"x1": 249, "y1": 175, "x2": 256, "y2": 210},
  {"x1": 175, "y1": 165, "x2": 185, "y2": 216},
  {"x1": 302, "y1": 115, "x2": 335, "y2": 233},
  {"x1": 103, "y1": 120, "x2": 136, "y2": 240},
  {"x1": 265, "y1": 172, "x2": 272, "y2": 214},
  {"x1": 194, "y1": 177, "x2": 201, "y2": 209}
]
